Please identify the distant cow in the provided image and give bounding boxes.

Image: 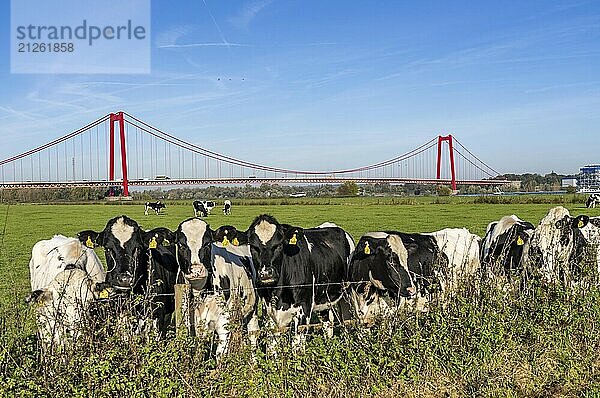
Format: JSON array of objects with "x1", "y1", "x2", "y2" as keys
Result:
[
  {"x1": 223, "y1": 200, "x2": 232, "y2": 215},
  {"x1": 193, "y1": 200, "x2": 215, "y2": 218},
  {"x1": 78, "y1": 216, "x2": 178, "y2": 334},
  {"x1": 525, "y1": 206, "x2": 590, "y2": 284},
  {"x1": 480, "y1": 215, "x2": 535, "y2": 281},
  {"x1": 586, "y1": 194, "x2": 600, "y2": 209},
  {"x1": 348, "y1": 228, "x2": 480, "y2": 324},
  {"x1": 247, "y1": 215, "x2": 354, "y2": 335},
  {"x1": 145, "y1": 201, "x2": 165, "y2": 216}
]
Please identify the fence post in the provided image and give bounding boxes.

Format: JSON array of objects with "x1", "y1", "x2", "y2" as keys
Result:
[{"x1": 174, "y1": 283, "x2": 191, "y2": 336}]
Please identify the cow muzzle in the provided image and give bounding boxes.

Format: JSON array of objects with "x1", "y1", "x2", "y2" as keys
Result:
[
  {"x1": 112, "y1": 272, "x2": 134, "y2": 291},
  {"x1": 258, "y1": 267, "x2": 277, "y2": 285}
]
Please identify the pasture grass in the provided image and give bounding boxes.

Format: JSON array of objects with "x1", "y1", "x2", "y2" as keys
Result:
[{"x1": 1, "y1": 196, "x2": 600, "y2": 396}]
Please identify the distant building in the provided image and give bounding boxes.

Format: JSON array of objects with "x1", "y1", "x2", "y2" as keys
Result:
[
  {"x1": 561, "y1": 177, "x2": 577, "y2": 188},
  {"x1": 578, "y1": 164, "x2": 600, "y2": 192}
]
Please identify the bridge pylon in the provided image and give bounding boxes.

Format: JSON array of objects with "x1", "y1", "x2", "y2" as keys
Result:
[
  {"x1": 436, "y1": 134, "x2": 457, "y2": 191},
  {"x1": 109, "y1": 112, "x2": 129, "y2": 197}
]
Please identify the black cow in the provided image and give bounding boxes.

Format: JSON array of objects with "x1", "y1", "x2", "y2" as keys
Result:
[
  {"x1": 145, "y1": 201, "x2": 165, "y2": 216},
  {"x1": 247, "y1": 215, "x2": 354, "y2": 334},
  {"x1": 348, "y1": 229, "x2": 480, "y2": 323},
  {"x1": 193, "y1": 200, "x2": 215, "y2": 218},
  {"x1": 78, "y1": 215, "x2": 178, "y2": 334},
  {"x1": 480, "y1": 215, "x2": 535, "y2": 280},
  {"x1": 586, "y1": 194, "x2": 600, "y2": 209}
]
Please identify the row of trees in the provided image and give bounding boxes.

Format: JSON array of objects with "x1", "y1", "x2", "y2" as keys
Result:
[{"x1": 0, "y1": 173, "x2": 571, "y2": 203}]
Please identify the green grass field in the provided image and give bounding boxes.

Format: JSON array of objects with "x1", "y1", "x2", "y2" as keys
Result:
[{"x1": 1, "y1": 196, "x2": 600, "y2": 396}]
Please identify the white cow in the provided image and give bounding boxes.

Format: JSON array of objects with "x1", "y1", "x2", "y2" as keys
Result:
[
  {"x1": 34, "y1": 268, "x2": 100, "y2": 348},
  {"x1": 28, "y1": 235, "x2": 106, "y2": 349},
  {"x1": 29, "y1": 235, "x2": 105, "y2": 293}
]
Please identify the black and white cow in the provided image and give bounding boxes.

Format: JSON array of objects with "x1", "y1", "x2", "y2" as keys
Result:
[
  {"x1": 193, "y1": 200, "x2": 215, "y2": 218},
  {"x1": 525, "y1": 206, "x2": 591, "y2": 285},
  {"x1": 27, "y1": 235, "x2": 107, "y2": 348},
  {"x1": 78, "y1": 216, "x2": 178, "y2": 334},
  {"x1": 145, "y1": 201, "x2": 166, "y2": 216},
  {"x1": 193, "y1": 225, "x2": 258, "y2": 356},
  {"x1": 247, "y1": 215, "x2": 354, "y2": 335},
  {"x1": 170, "y1": 217, "x2": 214, "y2": 291},
  {"x1": 348, "y1": 228, "x2": 480, "y2": 324},
  {"x1": 223, "y1": 200, "x2": 232, "y2": 215},
  {"x1": 480, "y1": 215, "x2": 535, "y2": 281},
  {"x1": 586, "y1": 194, "x2": 600, "y2": 209}
]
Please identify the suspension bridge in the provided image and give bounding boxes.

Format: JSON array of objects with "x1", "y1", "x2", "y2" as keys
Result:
[{"x1": 0, "y1": 111, "x2": 509, "y2": 196}]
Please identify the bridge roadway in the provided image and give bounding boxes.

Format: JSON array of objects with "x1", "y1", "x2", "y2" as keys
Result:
[{"x1": 0, "y1": 177, "x2": 511, "y2": 189}]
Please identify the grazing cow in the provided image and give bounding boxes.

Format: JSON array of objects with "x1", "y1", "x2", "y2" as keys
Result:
[
  {"x1": 78, "y1": 216, "x2": 178, "y2": 334},
  {"x1": 32, "y1": 268, "x2": 101, "y2": 349},
  {"x1": 194, "y1": 225, "x2": 259, "y2": 356},
  {"x1": 348, "y1": 228, "x2": 480, "y2": 324},
  {"x1": 145, "y1": 201, "x2": 166, "y2": 216},
  {"x1": 525, "y1": 206, "x2": 590, "y2": 284},
  {"x1": 480, "y1": 215, "x2": 535, "y2": 281},
  {"x1": 586, "y1": 194, "x2": 600, "y2": 209},
  {"x1": 223, "y1": 200, "x2": 232, "y2": 215},
  {"x1": 247, "y1": 215, "x2": 354, "y2": 335},
  {"x1": 28, "y1": 235, "x2": 106, "y2": 294},
  {"x1": 193, "y1": 200, "x2": 215, "y2": 218}
]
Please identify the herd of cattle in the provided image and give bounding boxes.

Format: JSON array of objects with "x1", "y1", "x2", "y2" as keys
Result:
[
  {"x1": 144, "y1": 200, "x2": 232, "y2": 217},
  {"x1": 27, "y1": 203, "x2": 600, "y2": 355}
]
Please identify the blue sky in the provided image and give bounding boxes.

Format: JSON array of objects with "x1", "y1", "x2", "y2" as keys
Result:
[{"x1": 1, "y1": 0, "x2": 599, "y2": 175}]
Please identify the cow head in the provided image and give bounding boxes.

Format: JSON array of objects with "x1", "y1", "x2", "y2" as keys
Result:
[
  {"x1": 173, "y1": 218, "x2": 213, "y2": 289},
  {"x1": 528, "y1": 207, "x2": 590, "y2": 283},
  {"x1": 213, "y1": 225, "x2": 246, "y2": 247},
  {"x1": 481, "y1": 215, "x2": 535, "y2": 278},
  {"x1": 350, "y1": 232, "x2": 416, "y2": 298},
  {"x1": 247, "y1": 215, "x2": 294, "y2": 286},
  {"x1": 348, "y1": 232, "x2": 416, "y2": 323},
  {"x1": 78, "y1": 215, "x2": 162, "y2": 292}
]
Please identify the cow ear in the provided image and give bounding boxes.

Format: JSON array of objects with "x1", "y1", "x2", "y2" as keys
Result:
[
  {"x1": 574, "y1": 215, "x2": 589, "y2": 229},
  {"x1": 285, "y1": 227, "x2": 303, "y2": 245},
  {"x1": 26, "y1": 289, "x2": 52, "y2": 306},
  {"x1": 78, "y1": 230, "x2": 102, "y2": 248}
]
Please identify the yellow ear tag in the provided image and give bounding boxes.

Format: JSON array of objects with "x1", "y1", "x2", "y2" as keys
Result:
[
  {"x1": 232, "y1": 237, "x2": 240, "y2": 246},
  {"x1": 222, "y1": 236, "x2": 230, "y2": 246},
  {"x1": 85, "y1": 236, "x2": 94, "y2": 248},
  {"x1": 516, "y1": 236, "x2": 524, "y2": 246},
  {"x1": 578, "y1": 220, "x2": 584, "y2": 228},
  {"x1": 149, "y1": 237, "x2": 157, "y2": 249},
  {"x1": 289, "y1": 233, "x2": 298, "y2": 245},
  {"x1": 364, "y1": 242, "x2": 371, "y2": 254},
  {"x1": 99, "y1": 289, "x2": 109, "y2": 299}
]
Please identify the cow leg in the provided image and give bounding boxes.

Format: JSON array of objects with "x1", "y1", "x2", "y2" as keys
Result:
[
  {"x1": 247, "y1": 312, "x2": 260, "y2": 350},
  {"x1": 215, "y1": 313, "x2": 230, "y2": 358}
]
